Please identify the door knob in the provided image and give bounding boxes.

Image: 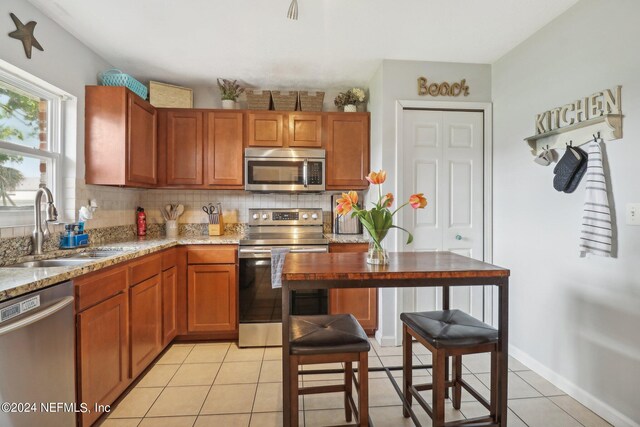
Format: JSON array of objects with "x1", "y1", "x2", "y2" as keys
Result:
[{"x1": 455, "y1": 234, "x2": 462, "y2": 241}]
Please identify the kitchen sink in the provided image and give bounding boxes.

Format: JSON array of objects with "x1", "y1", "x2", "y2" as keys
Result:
[
  {"x1": 9, "y1": 259, "x2": 93, "y2": 268},
  {"x1": 65, "y1": 250, "x2": 124, "y2": 259}
]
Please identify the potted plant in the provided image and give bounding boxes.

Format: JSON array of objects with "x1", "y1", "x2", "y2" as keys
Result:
[
  {"x1": 334, "y1": 88, "x2": 367, "y2": 112},
  {"x1": 336, "y1": 169, "x2": 427, "y2": 264},
  {"x1": 217, "y1": 78, "x2": 245, "y2": 109}
]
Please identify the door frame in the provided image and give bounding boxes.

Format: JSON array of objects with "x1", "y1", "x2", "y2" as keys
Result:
[{"x1": 389, "y1": 100, "x2": 494, "y2": 343}]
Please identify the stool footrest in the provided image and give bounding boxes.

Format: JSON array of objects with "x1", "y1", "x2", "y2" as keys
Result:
[
  {"x1": 460, "y1": 378, "x2": 491, "y2": 411},
  {"x1": 299, "y1": 384, "x2": 345, "y2": 395}
]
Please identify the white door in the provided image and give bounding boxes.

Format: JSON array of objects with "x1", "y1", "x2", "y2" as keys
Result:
[{"x1": 401, "y1": 109, "x2": 485, "y2": 320}]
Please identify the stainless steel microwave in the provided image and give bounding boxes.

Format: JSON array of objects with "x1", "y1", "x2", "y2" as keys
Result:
[{"x1": 244, "y1": 148, "x2": 325, "y2": 192}]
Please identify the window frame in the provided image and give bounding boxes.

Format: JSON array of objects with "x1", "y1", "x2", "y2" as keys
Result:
[{"x1": 0, "y1": 65, "x2": 66, "y2": 227}]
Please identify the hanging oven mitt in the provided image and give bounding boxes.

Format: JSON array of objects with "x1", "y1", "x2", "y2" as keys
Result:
[
  {"x1": 553, "y1": 146, "x2": 586, "y2": 192},
  {"x1": 563, "y1": 146, "x2": 588, "y2": 193}
]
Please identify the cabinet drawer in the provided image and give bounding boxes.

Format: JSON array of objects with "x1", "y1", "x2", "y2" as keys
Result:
[
  {"x1": 187, "y1": 246, "x2": 237, "y2": 264},
  {"x1": 129, "y1": 254, "x2": 162, "y2": 285},
  {"x1": 75, "y1": 265, "x2": 128, "y2": 312},
  {"x1": 162, "y1": 249, "x2": 177, "y2": 271}
]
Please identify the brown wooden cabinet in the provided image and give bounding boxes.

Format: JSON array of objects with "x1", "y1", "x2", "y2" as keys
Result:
[
  {"x1": 130, "y1": 275, "x2": 163, "y2": 378},
  {"x1": 162, "y1": 265, "x2": 178, "y2": 346},
  {"x1": 288, "y1": 113, "x2": 322, "y2": 147},
  {"x1": 325, "y1": 113, "x2": 370, "y2": 190},
  {"x1": 187, "y1": 264, "x2": 238, "y2": 333},
  {"x1": 77, "y1": 292, "x2": 129, "y2": 427},
  {"x1": 207, "y1": 112, "x2": 244, "y2": 187},
  {"x1": 164, "y1": 110, "x2": 204, "y2": 185},
  {"x1": 246, "y1": 112, "x2": 287, "y2": 147},
  {"x1": 85, "y1": 86, "x2": 157, "y2": 187},
  {"x1": 328, "y1": 243, "x2": 377, "y2": 334}
]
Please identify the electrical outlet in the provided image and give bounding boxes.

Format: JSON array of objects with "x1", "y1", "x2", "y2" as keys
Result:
[{"x1": 627, "y1": 203, "x2": 640, "y2": 225}]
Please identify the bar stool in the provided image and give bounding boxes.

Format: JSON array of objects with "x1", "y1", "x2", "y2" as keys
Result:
[
  {"x1": 401, "y1": 309, "x2": 499, "y2": 426},
  {"x1": 288, "y1": 314, "x2": 370, "y2": 427}
]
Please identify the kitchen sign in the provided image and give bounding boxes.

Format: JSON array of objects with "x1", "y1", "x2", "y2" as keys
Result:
[
  {"x1": 535, "y1": 86, "x2": 622, "y2": 135},
  {"x1": 418, "y1": 77, "x2": 469, "y2": 97}
]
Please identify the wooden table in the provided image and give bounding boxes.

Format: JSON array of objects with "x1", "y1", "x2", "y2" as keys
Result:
[{"x1": 281, "y1": 251, "x2": 510, "y2": 427}]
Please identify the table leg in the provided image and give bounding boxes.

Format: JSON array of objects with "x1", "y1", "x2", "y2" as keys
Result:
[
  {"x1": 282, "y1": 285, "x2": 292, "y2": 427},
  {"x1": 442, "y1": 285, "x2": 450, "y2": 399},
  {"x1": 497, "y1": 280, "x2": 509, "y2": 425}
]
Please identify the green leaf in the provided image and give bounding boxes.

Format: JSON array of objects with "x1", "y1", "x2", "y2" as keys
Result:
[{"x1": 390, "y1": 225, "x2": 414, "y2": 245}]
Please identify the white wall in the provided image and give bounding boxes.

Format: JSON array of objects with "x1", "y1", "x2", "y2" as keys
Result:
[
  {"x1": 367, "y1": 59, "x2": 491, "y2": 346},
  {"x1": 0, "y1": 0, "x2": 142, "y2": 237},
  {"x1": 492, "y1": 1, "x2": 640, "y2": 425}
]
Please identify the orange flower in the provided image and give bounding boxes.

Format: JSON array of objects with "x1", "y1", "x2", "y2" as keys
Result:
[
  {"x1": 381, "y1": 192, "x2": 394, "y2": 208},
  {"x1": 336, "y1": 191, "x2": 358, "y2": 215},
  {"x1": 409, "y1": 193, "x2": 427, "y2": 209},
  {"x1": 366, "y1": 170, "x2": 387, "y2": 185}
]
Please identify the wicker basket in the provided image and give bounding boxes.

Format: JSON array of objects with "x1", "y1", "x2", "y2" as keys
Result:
[
  {"x1": 298, "y1": 91, "x2": 325, "y2": 112},
  {"x1": 99, "y1": 69, "x2": 148, "y2": 100},
  {"x1": 271, "y1": 91, "x2": 298, "y2": 111},
  {"x1": 246, "y1": 90, "x2": 272, "y2": 110},
  {"x1": 149, "y1": 81, "x2": 193, "y2": 108}
]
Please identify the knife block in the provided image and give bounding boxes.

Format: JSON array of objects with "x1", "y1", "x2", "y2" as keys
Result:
[{"x1": 208, "y1": 215, "x2": 224, "y2": 236}]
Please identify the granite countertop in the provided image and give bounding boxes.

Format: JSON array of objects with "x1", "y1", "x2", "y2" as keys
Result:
[
  {"x1": 0, "y1": 234, "x2": 242, "y2": 303},
  {"x1": 324, "y1": 233, "x2": 369, "y2": 244},
  {"x1": 0, "y1": 233, "x2": 367, "y2": 302}
]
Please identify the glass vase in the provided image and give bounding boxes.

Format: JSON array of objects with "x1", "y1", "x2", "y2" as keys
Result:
[{"x1": 367, "y1": 240, "x2": 389, "y2": 265}]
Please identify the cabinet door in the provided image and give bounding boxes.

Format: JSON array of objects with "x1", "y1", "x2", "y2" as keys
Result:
[
  {"x1": 187, "y1": 264, "x2": 237, "y2": 333},
  {"x1": 130, "y1": 275, "x2": 163, "y2": 377},
  {"x1": 166, "y1": 111, "x2": 204, "y2": 185},
  {"x1": 77, "y1": 293, "x2": 129, "y2": 427},
  {"x1": 162, "y1": 266, "x2": 178, "y2": 346},
  {"x1": 288, "y1": 113, "x2": 322, "y2": 147},
  {"x1": 207, "y1": 112, "x2": 244, "y2": 187},
  {"x1": 328, "y1": 243, "x2": 377, "y2": 334},
  {"x1": 247, "y1": 112, "x2": 286, "y2": 147},
  {"x1": 325, "y1": 114, "x2": 370, "y2": 189},
  {"x1": 127, "y1": 93, "x2": 157, "y2": 185}
]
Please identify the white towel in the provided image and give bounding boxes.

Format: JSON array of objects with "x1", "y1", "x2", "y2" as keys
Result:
[
  {"x1": 580, "y1": 139, "x2": 612, "y2": 257},
  {"x1": 271, "y1": 247, "x2": 290, "y2": 288}
]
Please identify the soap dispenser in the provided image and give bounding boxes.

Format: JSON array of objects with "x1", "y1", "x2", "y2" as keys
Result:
[{"x1": 60, "y1": 224, "x2": 77, "y2": 249}]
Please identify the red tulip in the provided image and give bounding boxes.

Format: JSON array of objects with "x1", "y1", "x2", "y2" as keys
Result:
[
  {"x1": 366, "y1": 170, "x2": 387, "y2": 185},
  {"x1": 336, "y1": 191, "x2": 358, "y2": 215},
  {"x1": 409, "y1": 193, "x2": 427, "y2": 209},
  {"x1": 381, "y1": 192, "x2": 394, "y2": 208}
]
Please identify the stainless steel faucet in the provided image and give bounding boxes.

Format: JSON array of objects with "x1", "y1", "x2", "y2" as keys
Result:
[{"x1": 32, "y1": 186, "x2": 58, "y2": 255}]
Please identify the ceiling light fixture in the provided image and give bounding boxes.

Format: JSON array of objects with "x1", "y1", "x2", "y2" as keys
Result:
[{"x1": 287, "y1": 0, "x2": 299, "y2": 20}]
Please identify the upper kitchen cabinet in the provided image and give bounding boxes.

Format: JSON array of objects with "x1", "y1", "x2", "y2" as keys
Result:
[
  {"x1": 158, "y1": 109, "x2": 244, "y2": 189},
  {"x1": 161, "y1": 110, "x2": 204, "y2": 186},
  {"x1": 246, "y1": 111, "x2": 287, "y2": 147},
  {"x1": 85, "y1": 86, "x2": 157, "y2": 187},
  {"x1": 325, "y1": 113, "x2": 370, "y2": 190},
  {"x1": 207, "y1": 112, "x2": 244, "y2": 187},
  {"x1": 288, "y1": 113, "x2": 323, "y2": 147}
]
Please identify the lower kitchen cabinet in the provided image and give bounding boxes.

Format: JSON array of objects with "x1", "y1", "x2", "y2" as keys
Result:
[
  {"x1": 187, "y1": 264, "x2": 238, "y2": 333},
  {"x1": 130, "y1": 275, "x2": 163, "y2": 378},
  {"x1": 328, "y1": 243, "x2": 378, "y2": 334},
  {"x1": 162, "y1": 265, "x2": 178, "y2": 345},
  {"x1": 77, "y1": 292, "x2": 129, "y2": 427}
]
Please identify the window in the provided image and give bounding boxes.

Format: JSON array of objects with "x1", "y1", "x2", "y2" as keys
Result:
[{"x1": 0, "y1": 67, "x2": 63, "y2": 227}]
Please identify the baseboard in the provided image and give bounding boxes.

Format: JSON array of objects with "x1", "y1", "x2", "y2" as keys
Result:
[
  {"x1": 509, "y1": 344, "x2": 639, "y2": 427},
  {"x1": 375, "y1": 330, "x2": 398, "y2": 347}
]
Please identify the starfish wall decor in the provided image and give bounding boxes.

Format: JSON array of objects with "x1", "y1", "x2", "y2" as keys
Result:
[{"x1": 8, "y1": 13, "x2": 44, "y2": 59}]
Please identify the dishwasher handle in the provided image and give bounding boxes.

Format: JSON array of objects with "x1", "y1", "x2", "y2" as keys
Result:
[{"x1": 0, "y1": 296, "x2": 74, "y2": 337}]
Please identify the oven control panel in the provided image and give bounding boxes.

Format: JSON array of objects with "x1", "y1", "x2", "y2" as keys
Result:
[{"x1": 248, "y1": 208, "x2": 323, "y2": 226}]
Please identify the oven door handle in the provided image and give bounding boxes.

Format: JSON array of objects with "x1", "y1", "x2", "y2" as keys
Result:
[
  {"x1": 239, "y1": 247, "x2": 328, "y2": 258},
  {"x1": 303, "y1": 159, "x2": 308, "y2": 188}
]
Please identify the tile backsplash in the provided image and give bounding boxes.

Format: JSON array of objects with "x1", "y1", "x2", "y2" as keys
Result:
[{"x1": 1, "y1": 182, "x2": 347, "y2": 240}]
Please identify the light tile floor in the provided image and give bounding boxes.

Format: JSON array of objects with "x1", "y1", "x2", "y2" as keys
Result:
[{"x1": 99, "y1": 340, "x2": 612, "y2": 427}]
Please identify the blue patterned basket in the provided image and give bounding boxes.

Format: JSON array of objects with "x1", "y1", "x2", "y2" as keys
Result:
[{"x1": 98, "y1": 69, "x2": 148, "y2": 100}]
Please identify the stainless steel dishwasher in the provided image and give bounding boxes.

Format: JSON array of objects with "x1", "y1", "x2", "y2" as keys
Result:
[{"x1": 0, "y1": 281, "x2": 76, "y2": 427}]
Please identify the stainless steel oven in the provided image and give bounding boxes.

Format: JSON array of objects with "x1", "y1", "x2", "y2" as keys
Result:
[
  {"x1": 244, "y1": 148, "x2": 325, "y2": 192},
  {"x1": 238, "y1": 208, "x2": 328, "y2": 347}
]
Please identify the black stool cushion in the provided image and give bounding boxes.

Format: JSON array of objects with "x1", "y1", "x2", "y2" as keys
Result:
[
  {"x1": 290, "y1": 314, "x2": 370, "y2": 355},
  {"x1": 401, "y1": 309, "x2": 498, "y2": 349}
]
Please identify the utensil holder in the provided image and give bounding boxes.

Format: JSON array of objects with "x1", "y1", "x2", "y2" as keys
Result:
[{"x1": 166, "y1": 220, "x2": 178, "y2": 238}]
